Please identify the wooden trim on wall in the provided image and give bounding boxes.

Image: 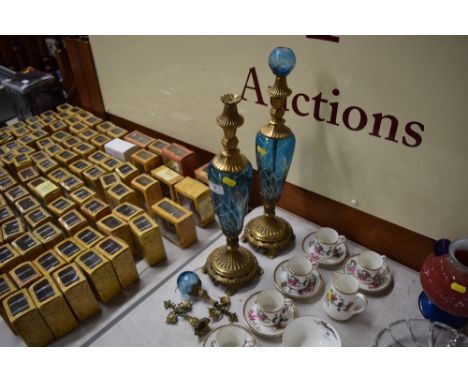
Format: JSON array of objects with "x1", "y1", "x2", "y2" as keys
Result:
[{"x1": 106, "y1": 112, "x2": 434, "y2": 271}]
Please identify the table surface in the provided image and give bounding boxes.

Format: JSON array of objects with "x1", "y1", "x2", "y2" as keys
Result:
[
  {"x1": 0, "y1": 220, "x2": 223, "y2": 346},
  {"x1": 89, "y1": 207, "x2": 427, "y2": 347}
]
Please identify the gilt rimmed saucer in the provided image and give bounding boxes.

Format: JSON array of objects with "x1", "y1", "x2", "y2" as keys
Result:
[
  {"x1": 202, "y1": 324, "x2": 261, "y2": 347},
  {"x1": 302, "y1": 232, "x2": 348, "y2": 267},
  {"x1": 343, "y1": 255, "x2": 393, "y2": 294},
  {"x1": 273, "y1": 260, "x2": 323, "y2": 300},
  {"x1": 243, "y1": 291, "x2": 298, "y2": 338}
]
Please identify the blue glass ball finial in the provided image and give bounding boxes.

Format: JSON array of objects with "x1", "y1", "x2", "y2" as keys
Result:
[
  {"x1": 268, "y1": 47, "x2": 296, "y2": 77},
  {"x1": 177, "y1": 271, "x2": 201, "y2": 299}
]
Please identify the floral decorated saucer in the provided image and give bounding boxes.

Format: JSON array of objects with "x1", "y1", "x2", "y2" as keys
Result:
[
  {"x1": 273, "y1": 260, "x2": 323, "y2": 300},
  {"x1": 203, "y1": 324, "x2": 261, "y2": 347},
  {"x1": 343, "y1": 255, "x2": 393, "y2": 294},
  {"x1": 283, "y1": 316, "x2": 342, "y2": 347},
  {"x1": 302, "y1": 232, "x2": 348, "y2": 267},
  {"x1": 243, "y1": 291, "x2": 298, "y2": 338}
]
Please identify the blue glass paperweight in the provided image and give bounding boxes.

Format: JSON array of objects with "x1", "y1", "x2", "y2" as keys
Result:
[
  {"x1": 203, "y1": 94, "x2": 262, "y2": 295},
  {"x1": 176, "y1": 271, "x2": 214, "y2": 303},
  {"x1": 243, "y1": 47, "x2": 297, "y2": 258},
  {"x1": 268, "y1": 47, "x2": 296, "y2": 77}
]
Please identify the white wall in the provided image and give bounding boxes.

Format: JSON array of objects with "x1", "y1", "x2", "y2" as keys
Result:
[{"x1": 89, "y1": 36, "x2": 468, "y2": 239}]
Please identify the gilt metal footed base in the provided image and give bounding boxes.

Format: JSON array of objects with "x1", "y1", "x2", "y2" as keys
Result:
[
  {"x1": 242, "y1": 215, "x2": 295, "y2": 259},
  {"x1": 203, "y1": 245, "x2": 263, "y2": 295}
]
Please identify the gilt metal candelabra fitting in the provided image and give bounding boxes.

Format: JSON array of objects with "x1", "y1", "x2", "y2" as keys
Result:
[
  {"x1": 243, "y1": 47, "x2": 297, "y2": 258},
  {"x1": 203, "y1": 93, "x2": 263, "y2": 295}
]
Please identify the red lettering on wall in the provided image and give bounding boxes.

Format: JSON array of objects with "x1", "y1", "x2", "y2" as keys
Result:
[{"x1": 240, "y1": 67, "x2": 268, "y2": 106}]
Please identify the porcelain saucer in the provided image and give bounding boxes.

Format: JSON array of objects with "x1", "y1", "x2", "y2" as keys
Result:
[
  {"x1": 302, "y1": 232, "x2": 348, "y2": 267},
  {"x1": 343, "y1": 255, "x2": 393, "y2": 294},
  {"x1": 283, "y1": 316, "x2": 342, "y2": 347},
  {"x1": 273, "y1": 260, "x2": 323, "y2": 299},
  {"x1": 243, "y1": 291, "x2": 298, "y2": 338},
  {"x1": 203, "y1": 324, "x2": 261, "y2": 347}
]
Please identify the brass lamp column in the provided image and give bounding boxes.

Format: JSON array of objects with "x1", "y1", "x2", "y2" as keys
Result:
[
  {"x1": 203, "y1": 94, "x2": 263, "y2": 295},
  {"x1": 243, "y1": 47, "x2": 297, "y2": 258}
]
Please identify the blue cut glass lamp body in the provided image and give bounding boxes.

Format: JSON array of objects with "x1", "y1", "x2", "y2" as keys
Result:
[
  {"x1": 256, "y1": 133, "x2": 295, "y2": 205},
  {"x1": 208, "y1": 163, "x2": 253, "y2": 238}
]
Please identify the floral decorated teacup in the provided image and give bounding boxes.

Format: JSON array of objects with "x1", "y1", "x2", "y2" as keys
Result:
[
  {"x1": 213, "y1": 326, "x2": 256, "y2": 347},
  {"x1": 347, "y1": 250, "x2": 388, "y2": 288},
  {"x1": 256, "y1": 289, "x2": 293, "y2": 327},
  {"x1": 306, "y1": 227, "x2": 347, "y2": 260},
  {"x1": 322, "y1": 273, "x2": 367, "y2": 321},
  {"x1": 286, "y1": 256, "x2": 318, "y2": 291}
]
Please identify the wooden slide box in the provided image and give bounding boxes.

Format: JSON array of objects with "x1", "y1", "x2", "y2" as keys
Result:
[
  {"x1": 69, "y1": 159, "x2": 92, "y2": 178},
  {"x1": 95, "y1": 237, "x2": 139, "y2": 288},
  {"x1": 83, "y1": 115, "x2": 103, "y2": 128},
  {"x1": 37, "y1": 158, "x2": 59, "y2": 175},
  {"x1": 36, "y1": 137, "x2": 54, "y2": 150},
  {"x1": 101, "y1": 156, "x2": 122, "y2": 173},
  {"x1": 55, "y1": 149, "x2": 79, "y2": 167},
  {"x1": 51, "y1": 130, "x2": 71, "y2": 144},
  {"x1": 48, "y1": 167, "x2": 72, "y2": 185},
  {"x1": 62, "y1": 136, "x2": 82, "y2": 151},
  {"x1": 90, "y1": 134, "x2": 111, "y2": 150},
  {"x1": 69, "y1": 121, "x2": 88, "y2": 136},
  {"x1": 151, "y1": 165, "x2": 183, "y2": 200},
  {"x1": 0, "y1": 174, "x2": 17, "y2": 192},
  {"x1": 28, "y1": 178, "x2": 62, "y2": 204},
  {"x1": 34, "y1": 250, "x2": 67, "y2": 275},
  {"x1": 82, "y1": 165, "x2": 106, "y2": 197},
  {"x1": 56, "y1": 110, "x2": 74, "y2": 121},
  {"x1": 174, "y1": 177, "x2": 215, "y2": 227},
  {"x1": 48, "y1": 120, "x2": 68, "y2": 134},
  {"x1": 152, "y1": 198, "x2": 197, "y2": 248},
  {"x1": 18, "y1": 134, "x2": 38, "y2": 148},
  {"x1": 81, "y1": 198, "x2": 111, "y2": 224},
  {"x1": 15, "y1": 145, "x2": 36, "y2": 156},
  {"x1": 47, "y1": 196, "x2": 77, "y2": 219},
  {"x1": 0, "y1": 244, "x2": 22, "y2": 274},
  {"x1": 15, "y1": 195, "x2": 41, "y2": 216},
  {"x1": 2, "y1": 218, "x2": 26, "y2": 243},
  {"x1": 25, "y1": 115, "x2": 42, "y2": 126},
  {"x1": 0, "y1": 274, "x2": 17, "y2": 333},
  {"x1": 44, "y1": 144, "x2": 63, "y2": 158},
  {"x1": 13, "y1": 154, "x2": 32, "y2": 172},
  {"x1": 106, "y1": 126, "x2": 128, "y2": 139},
  {"x1": 96, "y1": 121, "x2": 116, "y2": 134},
  {"x1": 58, "y1": 209, "x2": 88, "y2": 236},
  {"x1": 29, "y1": 276, "x2": 78, "y2": 338},
  {"x1": 40, "y1": 115, "x2": 57, "y2": 126},
  {"x1": 11, "y1": 125, "x2": 30, "y2": 138},
  {"x1": 9, "y1": 262, "x2": 42, "y2": 289},
  {"x1": 69, "y1": 186, "x2": 96, "y2": 205},
  {"x1": 54, "y1": 238, "x2": 86, "y2": 264},
  {"x1": 52, "y1": 264, "x2": 100, "y2": 322},
  {"x1": 24, "y1": 207, "x2": 52, "y2": 230},
  {"x1": 29, "y1": 150, "x2": 48, "y2": 164},
  {"x1": 97, "y1": 214, "x2": 135, "y2": 255},
  {"x1": 115, "y1": 162, "x2": 139, "y2": 186},
  {"x1": 72, "y1": 142, "x2": 95, "y2": 158},
  {"x1": 32, "y1": 222, "x2": 64, "y2": 250},
  {"x1": 75, "y1": 250, "x2": 122, "y2": 303},
  {"x1": 148, "y1": 139, "x2": 170, "y2": 156},
  {"x1": 59, "y1": 174, "x2": 84, "y2": 194},
  {"x1": 74, "y1": 227, "x2": 104, "y2": 249},
  {"x1": 0, "y1": 153, "x2": 15, "y2": 173},
  {"x1": 131, "y1": 174, "x2": 163, "y2": 216},
  {"x1": 129, "y1": 213, "x2": 166, "y2": 266},
  {"x1": 161, "y1": 143, "x2": 197, "y2": 177},
  {"x1": 56, "y1": 103, "x2": 74, "y2": 112},
  {"x1": 113, "y1": 202, "x2": 143, "y2": 223},
  {"x1": 40, "y1": 110, "x2": 57, "y2": 119},
  {"x1": 11, "y1": 233, "x2": 44, "y2": 262},
  {"x1": 88, "y1": 150, "x2": 108, "y2": 165},
  {"x1": 2, "y1": 289, "x2": 55, "y2": 346},
  {"x1": 78, "y1": 128, "x2": 98, "y2": 143},
  {"x1": 0, "y1": 205, "x2": 15, "y2": 226},
  {"x1": 5, "y1": 184, "x2": 29, "y2": 207},
  {"x1": 124, "y1": 130, "x2": 155, "y2": 149},
  {"x1": 106, "y1": 182, "x2": 139, "y2": 209},
  {"x1": 18, "y1": 166, "x2": 40, "y2": 186},
  {"x1": 131, "y1": 149, "x2": 161, "y2": 173}
]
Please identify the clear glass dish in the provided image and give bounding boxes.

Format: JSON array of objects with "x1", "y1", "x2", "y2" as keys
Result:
[{"x1": 374, "y1": 319, "x2": 468, "y2": 347}]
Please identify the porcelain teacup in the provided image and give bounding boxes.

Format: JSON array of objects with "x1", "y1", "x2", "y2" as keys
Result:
[
  {"x1": 213, "y1": 326, "x2": 255, "y2": 347},
  {"x1": 309, "y1": 227, "x2": 347, "y2": 260},
  {"x1": 355, "y1": 250, "x2": 387, "y2": 287},
  {"x1": 256, "y1": 289, "x2": 293, "y2": 327},
  {"x1": 286, "y1": 256, "x2": 318, "y2": 291},
  {"x1": 322, "y1": 273, "x2": 368, "y2": 321}
]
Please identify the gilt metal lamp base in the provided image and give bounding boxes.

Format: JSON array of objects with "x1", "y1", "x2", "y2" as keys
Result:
[
  {"x1": 203, "y1": 243, "x2": 263, "y2": 296},
  {"x1": 242, "y1": 214, "x2": 295, "y2": 259}
]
